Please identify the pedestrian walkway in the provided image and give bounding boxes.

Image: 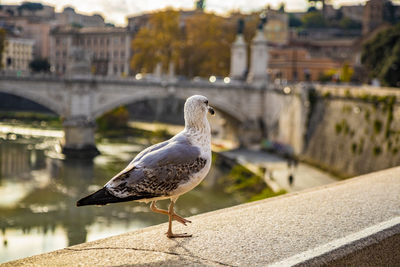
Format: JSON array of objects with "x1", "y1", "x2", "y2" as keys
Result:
[{"x1": 222, "y1": 148, "x2": 338, "y2": 192}]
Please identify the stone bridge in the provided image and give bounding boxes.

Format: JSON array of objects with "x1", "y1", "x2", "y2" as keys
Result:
[{"x1": 1, "y1": 75, "x2": 306, "y2": 157}]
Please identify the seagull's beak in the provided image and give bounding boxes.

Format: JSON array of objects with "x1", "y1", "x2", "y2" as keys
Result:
[{"x1": 208, "y1": 106, "x2": 215, "y2": 115}]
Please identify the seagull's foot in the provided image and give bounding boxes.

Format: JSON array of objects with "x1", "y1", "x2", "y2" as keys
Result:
[
  {"x1": 166, "y1": 232, "x2": 193, "y2": 239},
  {"x1": 173, "y1": 214, "x2": 191, "y2": 226}
]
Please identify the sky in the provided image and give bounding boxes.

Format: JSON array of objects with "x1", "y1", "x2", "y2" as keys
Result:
[{"x1": 1, "y1": 0, "x2": 394, "y2": 26}]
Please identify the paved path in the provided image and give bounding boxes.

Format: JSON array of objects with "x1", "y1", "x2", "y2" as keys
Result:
[
  {"x1": 222, "y1": 148, "x2": 338, "y2": 192},
  {"x1": 4, "y1": 167, "x2": 400, "y2": 266}
]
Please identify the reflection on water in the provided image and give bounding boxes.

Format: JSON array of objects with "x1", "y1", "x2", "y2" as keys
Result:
[{"x1": 0, "y1": 134, "x2": 241, "y2": 263}]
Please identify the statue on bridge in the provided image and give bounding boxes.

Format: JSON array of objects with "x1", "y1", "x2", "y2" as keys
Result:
[{"x1": 67, "y1": 47, "x2": 92, "y2": 77}]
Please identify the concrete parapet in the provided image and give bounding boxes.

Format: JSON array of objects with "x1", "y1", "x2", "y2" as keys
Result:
[{"x1": 4, "y1": 166, "x2": 400, "y2": 266}]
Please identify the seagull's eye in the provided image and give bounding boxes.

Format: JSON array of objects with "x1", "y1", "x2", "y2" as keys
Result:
[{"x1": 204, "y1": 100, "x2": 208, "y2": 105}]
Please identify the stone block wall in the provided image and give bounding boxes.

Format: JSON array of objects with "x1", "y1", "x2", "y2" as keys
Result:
[{"x1": 302, "y1": 87, "x2": 400, "y2": 177}]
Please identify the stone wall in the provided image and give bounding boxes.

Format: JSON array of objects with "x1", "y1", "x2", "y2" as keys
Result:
[
  {"x1": 263, "y1": 88, "x2": 308, "y2": 154},
  {"x1": 302, "y1": 87, "x2": 400, "y2": 177}
]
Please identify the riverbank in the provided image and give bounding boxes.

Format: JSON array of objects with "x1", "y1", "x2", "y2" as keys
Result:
[
  {"x1": 0, "y1": 114, "x2": 338, "y2": 194},
  {"x1": 222, "y1": 148, "x2": 338, "y2": 193}
]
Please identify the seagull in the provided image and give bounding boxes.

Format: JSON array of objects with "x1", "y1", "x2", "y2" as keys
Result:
[{"x1": 77, "y1": 95, "x2": 215, "y2": 238}]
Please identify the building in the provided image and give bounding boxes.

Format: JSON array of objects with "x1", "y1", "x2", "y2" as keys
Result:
[
  {"x1": 362, "y1": 0, "x2": 400, "y2": 35},
  {"x1": 2, "y1": 37, "x2": 35, "y2": 71},
  {"x1": 0, "y1": 4, "x2": 55, "y2": 20},
  {"x1": 268, "y1": 48, "x2": 340, "y2": 82},
  {"x1": 55, "y1": 7, "x2": 105, "y2": 28},
  {"x1": 127, "y1": 13, "x2": 150, "y2": 33},
  {"x1": 50, "y1": 26, "x2": 132, "y2": 76},
  {"x1": 263, "y1": 9, "x2": 289, "y2": 45},
  {"x1": 290, "y1": 38, "x2": 357, "y2": 64},
  {"x1": 0, "y1": 3, "x2": 107, "y2": 61},
  {"x1": 341, "y1": 5, "x2": 364, "y2": 23},
  {"x1": 2, "y1": 17, "x2": 53, "y2": 59},
  {"x1": 362, "y1": 0, "x2": 386, "y2": 35}
]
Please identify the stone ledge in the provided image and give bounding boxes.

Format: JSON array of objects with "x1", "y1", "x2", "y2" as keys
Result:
[{"x1": 3, "y1": 167, "x2": 400, "y2": 266}]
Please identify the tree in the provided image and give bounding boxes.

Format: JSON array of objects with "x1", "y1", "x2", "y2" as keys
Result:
[
  {"x1": 130, "y1": 9, "x2": 182, "y2": 74},
  {"x1": 0, "y1": 28, "x2": 5, "y2": 69},
  {"x1": 278, "y1": 3, "x2": 285, "y2": 13},
  {"x1": 18, "y1": 2, "x2": 43, "y2": 11},
  {"x1": 181, "y1": 13, "x2": 235, "y2": 77},
  {"x1": 17, "y1": 2, "x2": 43, "y2": 16},
  {"x1": 362, "y1": 23, "x2": 400, "y2": 87},
  {"x1": 338, "y1": 17, "x2": 361, "y2": 29},
  {"x1": 96, "y1": 106, "x2": 129, "y2": 131},
  {"x1": 29, "y1": 58, "x2": 50, "y2": 72},
  {"x1": 301, "y1": 11, "x2": 326, "y2": 28},
  {"x1": 131, "y1": 9, "x2": 236, "y2": 78},
  {"x1": 289, "y1": 13, "x2": 302, "y2": 27},
  {"x1": 195, "y1": 0, "x2": 205, "y2": 11},
  {"x1": 308, "y1": 0, "x2": 329, "y2": 17}
]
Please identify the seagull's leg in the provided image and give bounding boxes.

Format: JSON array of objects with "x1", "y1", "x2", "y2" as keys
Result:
[
  {"x1": 150, "y1": 201, "x2": 191, "y2": 225},
  {"x1": 166, "y1": 200, "x2": 192, "y2": 238}
]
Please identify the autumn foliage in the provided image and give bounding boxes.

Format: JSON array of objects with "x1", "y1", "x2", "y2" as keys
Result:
[{"x1": 130, "y1": 9, "x2": 238, "y2": 78}]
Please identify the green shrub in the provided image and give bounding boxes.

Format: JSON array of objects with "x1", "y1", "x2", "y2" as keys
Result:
[
  {"x1": 373, "y1": 120, "x2": 383, "y2": 134},
  {"x1": 351, "y1": 143, "x2": 357, "y2": 154},
  {"x1": 373, "y1": 146, "x2": 382, "y2": 156},
  {"x1": 96, "y1": 106, "x2": 129, "y2": 132}
]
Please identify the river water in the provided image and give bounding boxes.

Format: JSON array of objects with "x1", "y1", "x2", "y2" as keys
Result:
[{"x1": 0, "y1": 126, "x2": 243, "y2": 263}]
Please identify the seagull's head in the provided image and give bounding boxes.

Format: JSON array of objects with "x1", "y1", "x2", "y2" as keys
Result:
[{"x1": 184, "y1": 95, "x2": 215, "y2": 125}]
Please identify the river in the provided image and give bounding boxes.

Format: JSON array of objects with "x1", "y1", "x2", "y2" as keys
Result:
[
  {"x1": 0, "y1": 124, "x2": 245, "y2": 263},
  {"x1": 0, "y1": 121, "x2": 339, "y2": 264}
]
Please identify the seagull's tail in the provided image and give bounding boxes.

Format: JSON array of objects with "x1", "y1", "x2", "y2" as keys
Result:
[{"x1": 76, "y1": 187, "x2": 125, "y2": 206}]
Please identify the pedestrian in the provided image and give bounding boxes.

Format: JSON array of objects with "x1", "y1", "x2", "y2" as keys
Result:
[{"x1": 288, "y1": 173, "x2": 294, "y2": 186}]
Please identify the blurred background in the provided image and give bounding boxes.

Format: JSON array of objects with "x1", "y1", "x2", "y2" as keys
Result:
[{"x1": 1, "y1": 0, "x2": 400, "y2": 263}]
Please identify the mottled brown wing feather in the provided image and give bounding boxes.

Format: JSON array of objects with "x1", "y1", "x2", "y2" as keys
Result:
[{"x1": 106, "y1": 135, "x2": 207, "y2": 199}]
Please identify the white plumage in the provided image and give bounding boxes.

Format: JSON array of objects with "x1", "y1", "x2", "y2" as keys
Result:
[{"x1": 77, "y1": 95, "x2": 215, "y2": 238}]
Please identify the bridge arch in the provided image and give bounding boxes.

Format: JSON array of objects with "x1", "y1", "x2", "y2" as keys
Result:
[
  {"x1": 92, "y1": 87, "x2": 247, "y2": 124},
  {"x1": 0, "y1": 86, "x2": 64, "y2": 116}
]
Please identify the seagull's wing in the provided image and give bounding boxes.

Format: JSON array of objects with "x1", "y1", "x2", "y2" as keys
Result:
[
  {"x1": 130, "y1": 139, "x2": 170, "y2": 164},
  {"x1": 106, "y1": 135, "x2": 207, "y2": 199}
]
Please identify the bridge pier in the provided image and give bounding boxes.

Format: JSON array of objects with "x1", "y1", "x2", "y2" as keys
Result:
[{"x1": 62, "y1": 118, "x2": 99, "y2": 158}]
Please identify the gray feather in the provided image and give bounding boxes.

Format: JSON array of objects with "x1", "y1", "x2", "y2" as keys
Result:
[{"x1": 106, "y1": 134, "x2": 206, "y2": 198}]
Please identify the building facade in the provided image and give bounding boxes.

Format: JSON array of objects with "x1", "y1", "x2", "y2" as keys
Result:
[
  {"x1": 0, "y1": 3, "x2": 107, "y2": 61},
  {"x1": 50, "y1": 26, "x2": 132, "y2": 76},
  {"x1": 362, "y1": 0, "x2": 385, "y2": 35},
  {"x1": 263, "y1": 10, "x2": 289, "y2": 45},
  {"x1": 55, "y1": 7, "x2": 105, "y2": 28},
  {"x1": 2, "y1": 37, "x2": 35, "y2": 71},
  {"x1": 268, "y1": 48, "x2": 340, "y2": 82}
]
